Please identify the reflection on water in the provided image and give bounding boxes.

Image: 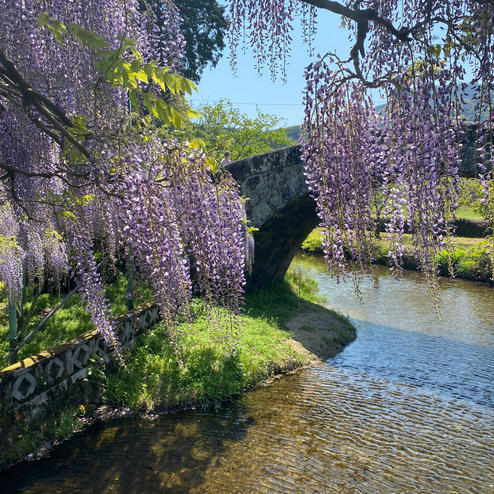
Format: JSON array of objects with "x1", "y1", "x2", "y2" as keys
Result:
[
  {"x1": 2, "y1": 255, "x2": 493, "y2": 493},
  {"x1": 291, "y1": 255, "x2": 494, "y2": 347},
  {"x1": 334, "y1": 319, "x2": 494, "y2": 407}
]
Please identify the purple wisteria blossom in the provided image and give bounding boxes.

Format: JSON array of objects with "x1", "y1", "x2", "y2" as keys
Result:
[{"x1": 0, "y1": 1, "x2": 245, "y2": 354}]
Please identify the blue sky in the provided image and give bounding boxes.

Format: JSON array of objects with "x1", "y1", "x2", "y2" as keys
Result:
[{"x1": 193, "y1": 6, "x2": 366, "y2": 127}]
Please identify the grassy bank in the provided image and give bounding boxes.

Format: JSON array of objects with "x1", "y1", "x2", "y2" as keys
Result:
[
  {"x1": 301, "y1": 228, "x2": 493, "y2": 282},
  {"x1": 104, "y1": 271, "x2": 355, "y2": 411},
  {"x1": 0, "y1": 275, "x2": 152, "y2": 364},
  {"x1": 1, "y1": 271, "x2": 355, "y2": 468}
]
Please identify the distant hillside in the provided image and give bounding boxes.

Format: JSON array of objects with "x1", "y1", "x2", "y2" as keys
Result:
[
  {"x1": 281, "y1": 84, "x2": 488, "y2": 142},
  {"x1": 283, "y1": 125, "x2": 301, "y2": 143}
]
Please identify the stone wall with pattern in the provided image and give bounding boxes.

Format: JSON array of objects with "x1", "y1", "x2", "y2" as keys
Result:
[{"x1": 0, "y1": 304, "x2": 160, "y2": 418}]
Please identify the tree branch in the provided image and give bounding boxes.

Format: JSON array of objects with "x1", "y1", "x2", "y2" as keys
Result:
[
  {"x1": 301, "y1": 0, "x2": 411, "y2": 42},
  {"x1": 0, "y1": 48, "x2": 91, "y2": 159}
]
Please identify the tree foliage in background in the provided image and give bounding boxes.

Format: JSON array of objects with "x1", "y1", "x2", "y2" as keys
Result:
[
  {"x1": 175, "y1": 0, "x2": 228, "y2": 82},
  {"x1": 140, "y1": 0, "x2": 228, "y2": 82},
  {"x1": 179, "y1": 99, "x2": 293, "y2": 166},
  {"x1": 458, "y1": 178, "x2": 493, "y2": 220}
]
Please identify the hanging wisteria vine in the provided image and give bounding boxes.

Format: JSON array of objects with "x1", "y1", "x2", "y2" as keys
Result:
[
  {"x1": 228, "y1": 0, "x2": 493, "y2": 292},
  {"x1": 0, "y1": 0, "x2": 245, "y2": 354},
  {"x1": 1, "y1": 0, "x2": 493, "y2": 356}
]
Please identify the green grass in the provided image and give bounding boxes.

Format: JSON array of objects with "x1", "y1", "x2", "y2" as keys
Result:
[
  {"x1": 0, "y1": 274, "x2": 153, "y2": 365},
  {"x1": 104, "y1": 277, "x2": 324, "y2": 412},
  {"x1": 300, "y1": 228, "x2": 325, "y2": 254},
  {"x1": 243, "y1": 270, "x2": 324, "y2": 322},
  {"x1": 303, "y1": 228, "x2": 488, "y2": 253},
  {"x1": 375, "y1": 233, "x2": 489, "y2": 253},
  {"x1": 1, "y1": 272, "x2": 355, "y2": 467},
  {"x1": 103, "y1": 308, "x2": 305, "y2": 411},
  {"x1": 301, "y1": 228, "x2": 493, "y2": 282},
  {"x1": 455, "y1": 205, "x2": 484, "y2": 221}
]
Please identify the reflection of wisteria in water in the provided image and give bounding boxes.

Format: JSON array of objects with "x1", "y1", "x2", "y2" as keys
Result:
[{"x1": 2, "y1": 255, "x2": 493, "y2": 494}]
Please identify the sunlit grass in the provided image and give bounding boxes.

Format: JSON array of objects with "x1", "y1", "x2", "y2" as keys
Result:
[
  {"x1": 376, "y1": 233, "x2": 489, "y2": 252},
  {"x1": 104, "y1": 271, "x2": 355, "y2": 412},
  {"x1": 302, "y1": 228, "x2": 489, "y2": 254},
  {"x1": 0, "y1": 274, "x2": 153, "y2": 365},
  {"x1": 301, "y1": 228, "x2": 492, "y2": 282},
  {"x1": 455, "y1": 205, "x2": 484, "y2": 221}
]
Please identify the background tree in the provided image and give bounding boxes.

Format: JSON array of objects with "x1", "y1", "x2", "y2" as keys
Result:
[
  {"x1": 179, "y1": 99, "x2": 292, "y2": 166},
  {"x1": 140, "y1": 0, "x2": 228, "y2": 82},
  {"x1": 175, "y1": 0, "x2": 228, "y2": 82}
]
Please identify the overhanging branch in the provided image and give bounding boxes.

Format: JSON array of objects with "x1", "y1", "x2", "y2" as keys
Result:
[{"x1": 0, "y1": 48, "x2": 91, "y2": 160}]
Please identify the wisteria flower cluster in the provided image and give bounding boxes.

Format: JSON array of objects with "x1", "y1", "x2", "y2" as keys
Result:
[
  {"x1": 0, "y1": 0, "x2": 245, "y2": 354},
  {"x1": 228, "y1": 0, "x2": 493, "y2": 291}
]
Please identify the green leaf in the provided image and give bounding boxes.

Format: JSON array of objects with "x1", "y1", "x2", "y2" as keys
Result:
[
  {"x1": 186, "y1": 108, "x2": 202, "y2": 119},
  {"x1": 143, "y1": 94, "x2": 159, "y2": 118},
  {"x1": 95, "y1": 58, "x2": 112, "y2": 73},
  {"x1": 134, "y1": 70, "x2": 149, "y2": 84},
  {"x1": 130, "y1": 59, "x2": 141, "y2": 73},
  {"x1": 38, "y1": 12, "x2": 50, "y2": 28},
  {"x1": 61, "y1": 211, "x2": 76, "y2": 220},
  {"x1": 188, "y1": 139, "x2": 206, "y2": 149},
  {"x1": 128, "y1": 90, "x2": 139, "y2": 112},
  {"x1": 68, "y1": 24, "x2": 109, "y2": 50},
  {"x1": 69, "y1": 115, "x2": 90, "y2": 136},
  {"x1": 156, "y1": 99, "x2": 171, "y2": 124},
  {"x1": 49, "y1": 19, "x2": 67, "y2": 45},
  {"x1": 170, "y1": 107, "x2": 183, "y2": 128},
  {"x1": 143, "y1": 63, "x2": 155, "y2": 77}
]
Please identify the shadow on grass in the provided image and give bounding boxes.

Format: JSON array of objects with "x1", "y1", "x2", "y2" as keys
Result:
[
  {"x1": 244, "y1": 277, "x2": 356, "y2": 361},
  {"x1": 244, "y1": 277, "x2": 322, "y2": 323}
]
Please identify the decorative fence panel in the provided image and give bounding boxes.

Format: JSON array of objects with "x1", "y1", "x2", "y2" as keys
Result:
[{"x1": 0, "y1": 304, "x2": 160, "y2": 418}]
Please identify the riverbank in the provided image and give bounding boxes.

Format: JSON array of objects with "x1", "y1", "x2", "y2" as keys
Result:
[
  {"x1": 301, "y1": 229, "x2": 493, "y2": 283},
  {"x1": 0, "y1": 271, "x2": 355, "y2": 470}
]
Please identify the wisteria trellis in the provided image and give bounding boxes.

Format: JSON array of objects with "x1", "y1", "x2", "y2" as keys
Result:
[{"x1": 0, "y1": 0, "x2": 492, "y2": 353}]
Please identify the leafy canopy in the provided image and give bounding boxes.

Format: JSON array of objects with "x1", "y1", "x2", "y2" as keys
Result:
[{"x1": 178, "y1": 99, "x2": 292, "y2": 167}]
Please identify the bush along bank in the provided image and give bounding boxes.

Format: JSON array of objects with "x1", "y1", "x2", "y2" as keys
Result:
[
  {"x1": 0, "y1": 271, "x2": 355, "y2": 470},
  {"x1": 301, "y1": 229, "x2": 493, "y2": 283}
]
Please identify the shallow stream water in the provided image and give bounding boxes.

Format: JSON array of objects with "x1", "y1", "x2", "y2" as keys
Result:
[{"x1": 1, "y1": 256, "x2": 493, "y2": 493}]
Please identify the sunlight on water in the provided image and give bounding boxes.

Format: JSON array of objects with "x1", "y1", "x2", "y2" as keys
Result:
[{"x1": 2, "y1": 255, "x2": 493, "y2": 493}]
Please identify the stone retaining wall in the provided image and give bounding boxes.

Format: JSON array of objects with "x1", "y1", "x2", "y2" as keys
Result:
[{"x1": 0, "y1": 304, "x2": 160, "y2": 419}]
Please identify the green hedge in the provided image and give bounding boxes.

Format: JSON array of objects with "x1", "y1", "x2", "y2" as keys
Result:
[{"x1": 301, "y1": 230, "x2": 493, "y2": 282}]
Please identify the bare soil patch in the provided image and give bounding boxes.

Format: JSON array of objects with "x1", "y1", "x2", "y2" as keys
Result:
[{"x1": 286, "y1": 309, "x2": 355, "y2": 362}]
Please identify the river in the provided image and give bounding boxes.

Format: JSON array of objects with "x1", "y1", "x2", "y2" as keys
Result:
[{"x1": 1, "y1": 255, "x2": 493, "y2": 493}]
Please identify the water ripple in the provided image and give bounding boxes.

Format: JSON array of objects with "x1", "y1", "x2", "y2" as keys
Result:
[{"x1": 1, "y1": 260, "x2": 493, "y2": 493}]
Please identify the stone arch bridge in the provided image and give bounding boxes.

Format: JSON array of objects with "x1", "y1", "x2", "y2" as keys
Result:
[{"x1": 225, "y1": 125, "x2": 485, "y2": 288}]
